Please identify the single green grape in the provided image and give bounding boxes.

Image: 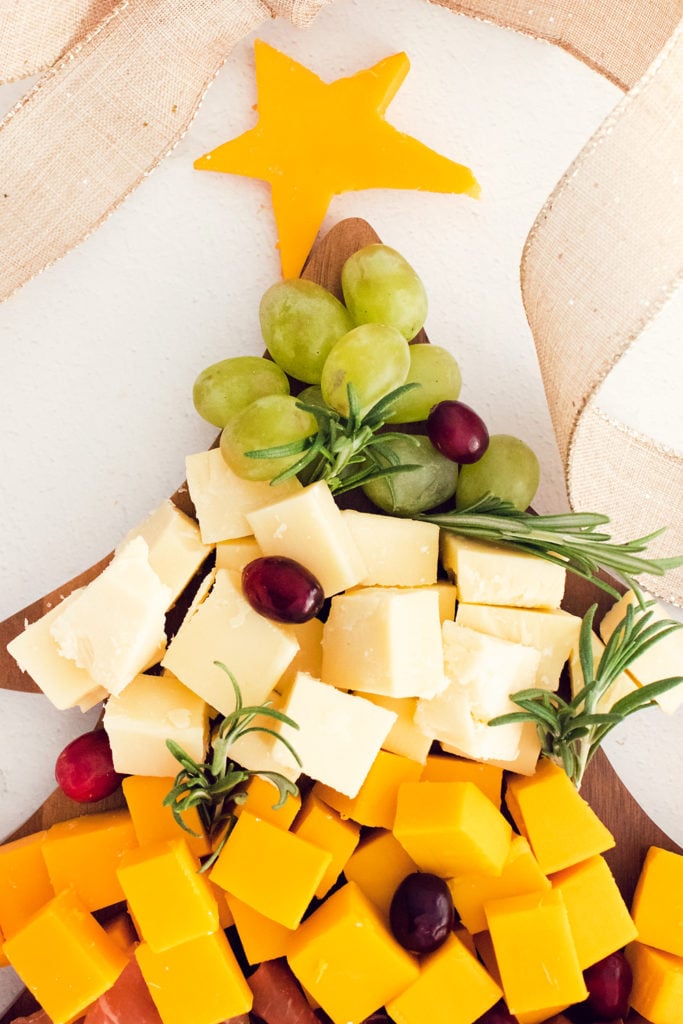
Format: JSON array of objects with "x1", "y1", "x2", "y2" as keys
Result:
[
  {"x1": 362, "y1": 435, "x2": 458, "y2": 515},
  {"x1": 320, "y1": 323, "x2": 410, "y2": 417},
  {"x1": 341, "y1": 244, "x2": 428, "y2": 341},
  {"x1": 192, "y1": 355, "x2": 289, "y2": 428},
  {"x1": 259, "y1": 279, "x2": 354, "y2": 384},
  {"x1": 220, "y1": 395, "x2": 317, "y2": 482},
  {"x1": 455, "y1": 433, "x2": 540, "y2": 511},
  {"x1": 385, "y1": 344, "x2": 462, "y2": 424}
]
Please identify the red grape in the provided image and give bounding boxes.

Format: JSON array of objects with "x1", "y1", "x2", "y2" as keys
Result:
[
  {"x1": 427, "y1": 400, "x2": 489, "y2": 464},
  {"x1": 242, "y1": 556, "x2": 324, "y2": 624},
  {"x1": 389, "y1": 872, "x2": 454, "y2": 953},
  {"x1": 55, "y1": 728, "x2": 123, "y2": 802},
  {"x1": 582, "y1": 951, "x2": 632, "y2": 1020}
]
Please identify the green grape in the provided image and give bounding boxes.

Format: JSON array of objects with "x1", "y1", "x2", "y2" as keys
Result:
[
  {"x1": 385, "y1": 344, "x2": 462, "y2": 424},
  {"x1": 259, "y1": 279, "x2": 354, "y2": 385},
  {"x1": 341, "y1": 244, "x2": 428, "y2": 341},
  {"x1": 192, "y1": 356, "x2": 289, "y2": 428},
  {"x1": 362, "y1": 434, "x2": 458, "y2": 515},
  {"x1": 220, "y1": 395, "x2": 317, "y2": 482},
  {"x1": 455, "y1": 433, "x2": 540, "y2": 511},
  {"x1": 320, "y1": 323, "x2": 410, "y2": 417}
]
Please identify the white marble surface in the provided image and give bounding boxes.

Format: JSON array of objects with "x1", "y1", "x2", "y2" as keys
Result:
[{"x1": 1, "y1": 0, "x2": 681, "y2": 1011}]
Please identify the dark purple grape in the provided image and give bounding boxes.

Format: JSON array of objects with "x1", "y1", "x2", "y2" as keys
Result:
[
  {"x1": 582, "y1": 952, "x2": 632, "y2": 1020},
  {"x1": 389, "y1": 872, "x2": 454, "y2": 954},
  {"x1": 473, "y1": 1002, "x2": 518, "y2": 1024},
  {"x1": 242, "y1": 556, "x2": 324, "y2": 624},
  {"x1": 427, "y1": 400, "x2": 489, "y2": 464}
]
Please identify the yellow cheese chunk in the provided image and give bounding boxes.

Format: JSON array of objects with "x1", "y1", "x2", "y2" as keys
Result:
[
  {"x1": 215, "y1": 534, "x2": 263, "y2": 572},
  {"x1": 626, "y1": 941, "x2": 683, "y2": 1024},
  {"x1": 342, "y1": 510, "x2": 439, "y2": 586},
  {"x1": 122, "y1": 774, "x2": 211, "y2": 857},
  {"x1": 102, "y1": 908, "x2": 139, "y2": 955},
  {"x1": 632, "y1": 846, "x2": 683, "y2": 958},
  {"x1": 225, "y1": 892, "x2": 294, "y2": 965},
  {"x1": 442, "y1": 719, "x2": 541, "y2": 777},
  {"x1": 0, "y1": 830, "x2": 54, "y2": 939},
  {"x1": 237, "y1": 773, "x2": 302, "y2": 829},
  {"x1": 441, "y1": 533, "x2": 566, "y2": 609},
  {"x1": 359, "y1": 692, "x2": 433, "y2": 764},
  {"x1": 117, "y1": 838, "x2": 219, "y2": 952},
  {"x1": 316, "y1": 749, "x2": 423, "y2": 829},
  {"x1": 420, "y1": 754, "x2": 503, "y2": 807},
  {"x1": 276, "y1": 616, "x2": 324, "y2": 697},
  {"x1": 287, "y1": 881, "x2": 420, "y2": 1024},
  {"x1": 136, "y1": 931, "x2": 252, "y2": 1024},
  {"x1": 343, "y1": 829, "x2": 419, "y2": 917},
  {"x1": 3, "y1": 888, "x2": 128, "y2": 1024},
  {"x1": 292, "y1": 793, "x2": 361, "y2": 899},
  {"x1": 473, "y1": 930, "x2": 569, "y2": 1024},
  {"x1": 393, "y1": 781, "x2": 512, "y2": 878},
  {"x1": 385, "y1": 932, "x2": 502, "y2": 1024}
]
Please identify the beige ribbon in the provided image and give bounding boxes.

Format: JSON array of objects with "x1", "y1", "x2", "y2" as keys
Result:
[{"x1": 0, "y1": 0, "x2": 681, "y2": 603}]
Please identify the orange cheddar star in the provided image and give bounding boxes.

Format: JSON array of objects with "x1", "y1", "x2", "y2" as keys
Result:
[{"x1": 195, "y1": 42, "x2": 479, "y2": 277}]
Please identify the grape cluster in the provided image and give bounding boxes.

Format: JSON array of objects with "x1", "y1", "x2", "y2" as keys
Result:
[{"x1": 193, "y1": 243, "x2": 539, "y2": 516}]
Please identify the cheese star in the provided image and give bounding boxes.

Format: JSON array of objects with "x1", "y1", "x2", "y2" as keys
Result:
[{"x1": 195, "y1": 42, "x2": 479, "y2": 278}]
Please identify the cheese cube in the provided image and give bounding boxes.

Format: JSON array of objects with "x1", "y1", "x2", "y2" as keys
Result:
[
  {"x1": 485, "y1": 890, "x2": 587, "y2": 1015},
  {"x1": 102, "y1": 909, "x2": 138, "y2": 955},
  {"x1": 385, "y1": 932, "x2": 502, "y2": 1024},
  {"x1": 455, "y1": 604, "x2": 581, "y2": 691},
  {"x1": 550, "y1": 855, "x2": 637, "y2": 968},
  {"x1": 237, "y1": 773, "x2": 302, "y2": 829},
  {"x1": 631, "y1": 846, "x2": 683, "y2": 957},
  {"x1": 420, "y1": 754, "x2": 503, "y2": 807},
  {"x1": 358, "y1": 693, "x2": 433, "y2": 764},
  {"x1": 276, "y1": 616, "x2": 324, "y2": 697},
  {"x1": 427, "y1": 581, "x2": 458, "y2": 622},
  {"x1": 118, "y1": 499, "x2": 212, "y2": 607},
  {"x1": 49, "y1": 537, "x2": 171, "y2": 695},
  {"x1": 136, "y1": 931, "x2": 253, "y2": 1024},
  {"x1": 315, "y1": 749, "x2": 423, "y2": 829},
  {"x1": 292, "y1": 793, "x2": 361, "y2": 899},
  {"x1": 271, "y1": 671, "x2": 397, "y2": 798},
  {"x1": 394, "y1": 781, "x2": 512, "y2": 878},
  {"x1": 117, "y1": 838, "x2": 219, "y2": 952},
  {"x1": 600, "y1": 590, "x2": 683, "y2": 713},
  {"x1": 2, "y1": 889, "x2": 128, "y2": 1024},
  {"x1": 246, "y1": 480, "x2": 367, "y2": 596},
  {"x1": 287, "y1": 881, "x2": 420, "y2": 1024},
  {"x1": 442, "y1": 719, "x2": 541, "y2": 777},
  {"x1": 186, "y1": 447, "x2": 301, "y2": 544},
  {"x1": 0, "y1": 830, "x2": 54, "y2": 939},
  {"x1": 225, "y1": 893, "x2": 294, "y2": 965},
  {"x1": 341, "y1": 510, "x2": 439, "y2": 586},
  {"x1": 210, "y1": 811, "x2": 332, "y2": 929},
  {"x1": 215, "y1": 534, "x2": 263, "y2": 572},
  {"x1": 322, "y1": 587, "x2": 445, "y2": 698},
  {"x1": 223, "y1": 701, "x2": 301, "y2": 785},
  {"x1": 415, "y1": 622, "x2": 541, "y2": 763},
  {"x1": 104, "y1": 671, "x2": 209, "y2": 777},
  {"x1": 626, "y1": 941, "x2": 683, "y2": 1024},
  {"x1": 568, "y1": 630, "x2": 638, "y2": 711},
  {"x1": 42, "y1": 809, "x2": 138, "y2": 912},
  {"x1": 441, "y1": 534, "x2": 566, "y2": 609},
  {"x1": 473, "y1": 932, "x2": 571, "y2": 1024},
  {"x1": 161, "y1": 569, "x2": 298, "y2": 716},
  {"x1": 505, "y1": 759, "x2": 615, "y2": 875},
  {"x1": 122, "y1": 775, "x2": 211, "y2": 857},
  {"x1": 343, "y1": 830, "x2": 419, "y2": 916}
]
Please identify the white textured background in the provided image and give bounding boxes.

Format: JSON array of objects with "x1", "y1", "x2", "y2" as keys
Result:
[{"x1": 1, "y1": 0, "x2": 682, "y2": 1010}]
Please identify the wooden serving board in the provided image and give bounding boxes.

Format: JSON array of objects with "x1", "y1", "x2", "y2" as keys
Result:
[{"x1": 0, "y1": 217, "x2": 680, "y2": 1021}]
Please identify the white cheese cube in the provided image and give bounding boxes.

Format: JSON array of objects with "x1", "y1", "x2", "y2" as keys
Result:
[
  {"x1": 215, "y1": 536, "x2": 263, "y2": 573},
  {"x1": 568, "y1": 631, "x2": 637, "y2": 713},
  {"x1": 356, "y1": 692, "x2": 434, "y2": 764},
  {"x1": 103, "y1": 671, "x2": 208, "y2": 776},
  {"x1": 118, "y1": 499, "x2": 212, "y2": 608},
  {"x1": 456, "y1": 603, "x2": 581, "y2": 691},
  {"x1": 275, "y1": 617, "x2": 324, "y2": 698},
  {"x1": 223, "y1": 694, "x2": 301, "y2": 784},
  {"x1": 426, "y1": 581, "x2": 458, "y2": 623},
  {"x1": 161, "y1": 569, "x2": 298, "y2": 716},
  {"x1": 49, "y1": 538, "x2": 171, "y2": 696},
  {"x1": 321, "y1": 587, "x2": 445, "y2": 699},
  {"x1": 246, "y1": 480, "x2": 367, "y2": 597},
  {"x1": 415, "y1": 622, "x2": 541, "y2": 763},
  {"x1": 441, "y1": 719, "x2": 541, "y2": 777},
  {"x1": 271, "y1": 672, "x2": 397, "y2": 797},
  {"x1": 599, "y1": 590, "x2": 683, "y2": 713},
  {"x1": 7, "y1": 591, "x2": 105, "y2": 710},
  {"x1": 441, "y1": 533, "x2": 565, "y2": 609},
  {"x1": 341, "y1": 510, "x2": 439, "y2": 587},
  {"x1": 186, "y1": 448, "x2": 301, "y2": 544}
]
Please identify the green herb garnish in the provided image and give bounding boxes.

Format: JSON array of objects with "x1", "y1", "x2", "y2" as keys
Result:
[
  {"x1": 489, "y1": 602, "x2": 683, "y2": 788},
  {"x1": 163, "y1": 662, "x2": 301, "y2": 872}
]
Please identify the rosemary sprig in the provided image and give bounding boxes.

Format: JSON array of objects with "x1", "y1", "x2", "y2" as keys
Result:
[
  {"x1": 163, "y1": 662, "x2": 301, "y2": 872},
  {"x1": 245, "y1": 382, "x2": 422, "y2": 494},
  {"x1": 489, "y1": 603, "x2": 683, "y2": 788},
  {"x1": 420, "y1": 495, "x2": 683, "y2": 599}
]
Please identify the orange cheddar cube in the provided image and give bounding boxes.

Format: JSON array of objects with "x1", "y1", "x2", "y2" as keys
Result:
[
  {"x1": 42, "y1": 810, "x2": 138, "y2": 912},
  {"x1": 226, "y1": 893, "x2": 294, "y2": 965},
  {"x1": 485, "y1": 890, "x2": 587, "y2": 1015},
  {"x1": 448, "y1": 835, "x2": 550, "y2": 934},
  {"x1": 385, "y1": 932, "x2": 502, "y2": 1024},
  {"x1": 238, "y1": 773, "x2": 302, "y2": 829},
  {"x1": 473, "y1": 931, "x2": 568, "y2": 1024},
  {"x1": 0, "y1": 830, "x2": 54, "y2": 938},
  {"x1": 626, "y1": 941, "x2": 683, "y2": 1024},
  {"x1": 117, "y1": 838, "x2": 218, "y2": 952},
  {"x1": 3, "y1": 888, "x2": 128, "y2": 1024},
  {"x1": 287, "y1": 881, "x2": 419, "y2": 1024},
  {"x1": 343, "y1": 829, "x2": 419, "y2": 916},
  {"x1": 0, "y1": 925, "x2": 8, "y2": 967},
  {"x1": 122, "y1": 774, "x2": 211, "y2": 857},
  {"x1": 550, "y1": 855, "x2": 637, "y2": 968},
  {"x1": 420, "y1": 754, "x2": 503, "y2": 807},
  {"x1": 505, "y1": 759, "x2": 615, "y2": 874},
  {"x1": 136, "y1": 930, "x2": 252, "y2": 1024},
  {"x1": 394, "y1": 781, "x2": 511, "y2": 878},
  {"x1": 632, "y1": 846, "x2": 683, "y2": 957},
  {"x1": 102, "y1": 908, "x2": 138, "y2": 955},
  {"x1": 210, "y1": 810, "x2": 332, "y2": 929},
  {"x1": 315, "y1": 750, "x2": 423, "y2": 829},
  {"x1": 292, "y1": 792, "x2": 360, "y2": 898}
]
